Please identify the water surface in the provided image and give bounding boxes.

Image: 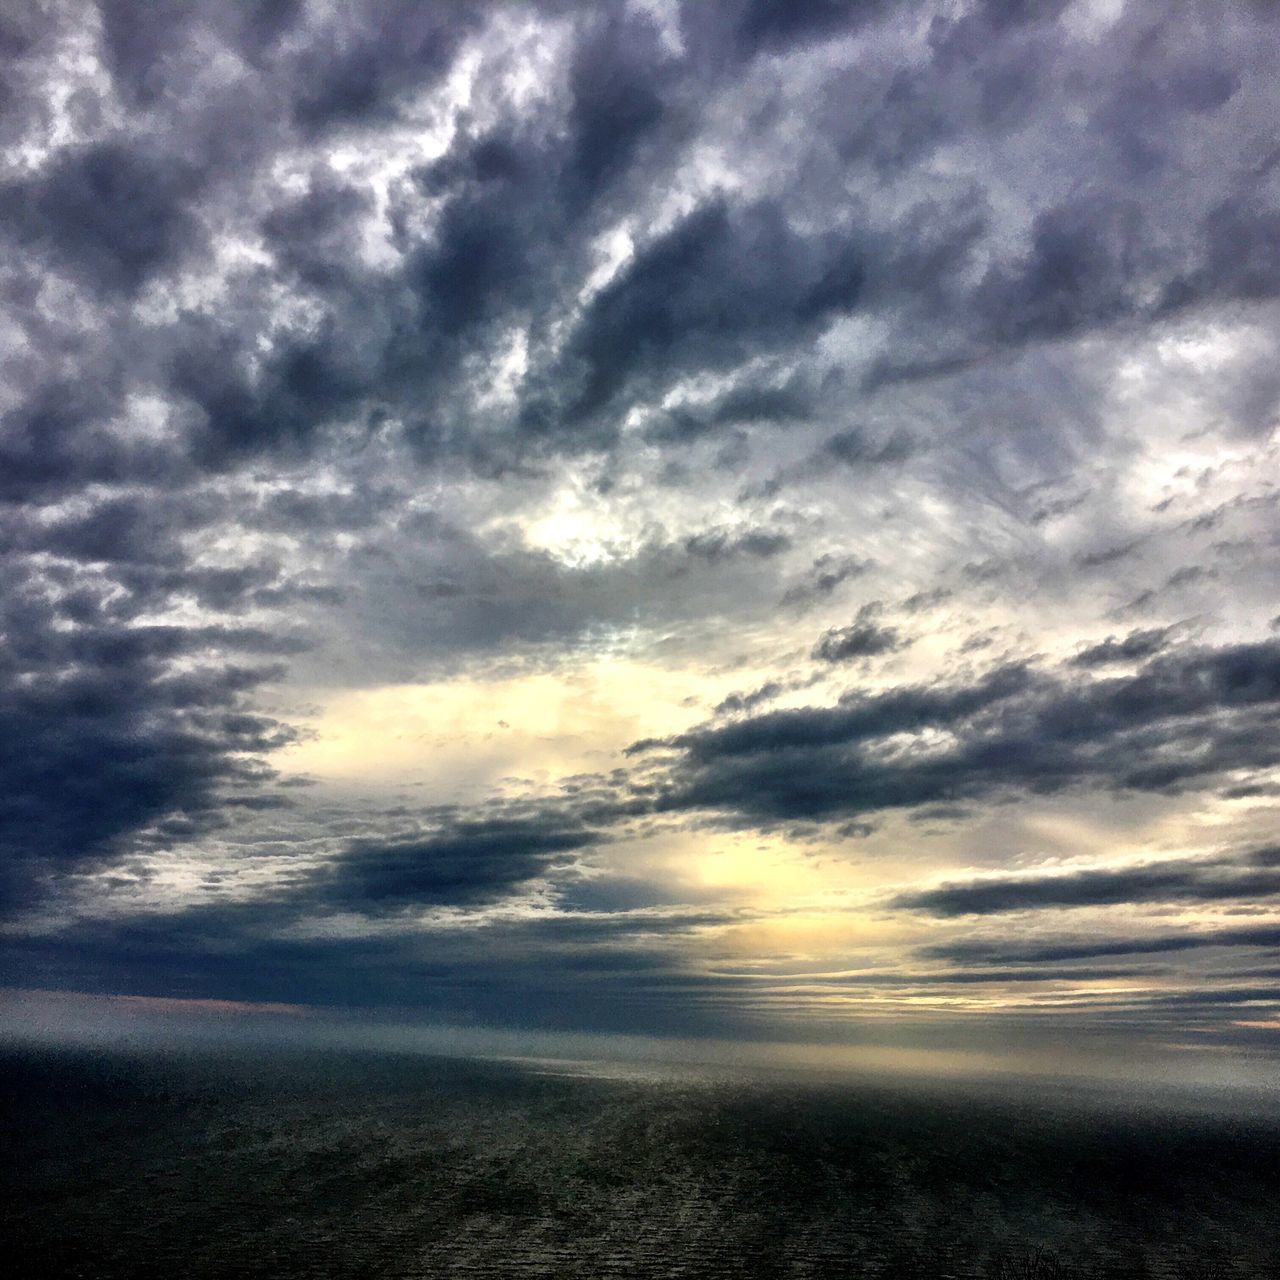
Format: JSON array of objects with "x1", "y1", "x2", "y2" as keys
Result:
[{"x1": 3, "y1": 1044, "x2": 1277, "y2": 1278}]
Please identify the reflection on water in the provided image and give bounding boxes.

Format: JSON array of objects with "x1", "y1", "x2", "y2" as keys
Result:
[{"x1": 3, "y1": 1044, "x2": 1278, "y2": 1278}]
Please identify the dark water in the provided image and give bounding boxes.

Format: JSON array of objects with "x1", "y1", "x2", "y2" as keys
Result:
[{"x1": 2, "y1": 1044, "x2": 1278, "y2": 1279}]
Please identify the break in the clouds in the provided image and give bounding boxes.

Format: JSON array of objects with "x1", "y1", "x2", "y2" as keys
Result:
[{"x1": 2, "y1": 0, "x2": 1279, "y2": 1069}]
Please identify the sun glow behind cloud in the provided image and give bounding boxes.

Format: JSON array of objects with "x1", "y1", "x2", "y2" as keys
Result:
[{"x1": 280, "y1": 660, "x2": 732, "y2": 789}]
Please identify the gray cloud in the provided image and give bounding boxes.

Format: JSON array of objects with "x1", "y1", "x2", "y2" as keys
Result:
[
  {"x1": 637, "y1": 641, "x2": 1280, "y2": 823},
  {"x1": 1, "y1": 141, "x2": 200, "y2": 296},
  {"x1": 812, "y1": 612, "x2": 905, "y2": 663},
  {"x1": 781, "y1": 554, "x2": 873, "y2": 609},
  {"x1": 922, "y1": 922, "x2": 1280, "y2": 965},
  {"x1": 321, "y1": 818, "x2": 600, "y2": 910},
  {"x1": 553, "y1": 199, "x2": 867, "y2": 426},
  {"x1": 895, "y1": 850, "x2": 1280, "y2": 917},
  {"x1": 1071, "y1": 627, "x2": 1175, "y2": 667},
  {"x1": 0, "y1": 492, "x2": 303, "y2": 911}
]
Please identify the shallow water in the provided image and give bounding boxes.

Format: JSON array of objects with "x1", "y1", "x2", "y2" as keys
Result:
[{"x1": 3, "y1": 1044, "x2": 1278, "y2": 1278}]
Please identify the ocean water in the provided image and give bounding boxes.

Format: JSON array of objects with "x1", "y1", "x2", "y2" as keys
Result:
[{"x1": 2, "y1": 1044, "x2": 1278, "y2": 1279}]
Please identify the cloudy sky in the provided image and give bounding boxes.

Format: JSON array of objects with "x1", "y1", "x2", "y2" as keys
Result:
[{"x1": 3, "y1": 0, "x2": 1280, "y2": 1076}]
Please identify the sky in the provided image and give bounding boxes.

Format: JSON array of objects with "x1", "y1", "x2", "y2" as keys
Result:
[{"x1": 2, "y1": 0, "x2": 1280, "y2": 1079}]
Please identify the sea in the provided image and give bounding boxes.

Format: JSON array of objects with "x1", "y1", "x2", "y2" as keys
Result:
[{"x1": 3, "y1": 1042, "x2": 1278, "y2": 1278}]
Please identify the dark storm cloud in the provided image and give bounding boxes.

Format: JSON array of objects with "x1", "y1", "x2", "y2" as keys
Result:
[
  {"x1": 923, "y1": 923, "x2": 1280, "y2": 966},
  {"x1": 112, "y1": 5, "x2": 693, "y2": 471},
  {"x1": 93, "y1": 0, "x2": 470, "y2": 129},
  {"x1": 0, "y1": 479, "x2": 317, "y2": 913},
  {"x1": 894, "y1": 849, "x2": 1280, "y2": 917},
  {"x1": 563, "y1": 7, "x2": 675, "y2": 197},
  {"x1": 715, "y1": 681, "x2": 786, "y2": 716},
  {"x1": 816, "y1": 426, "x2": 916, "y2": 469},
  {"x1": 842, "y1": 6, "x2": 1280, "y2": 388},
  {"x1": 287, "y1": 2, "x2": 476, "y2": 135},
  {"x1": 812, "y1": 611, "x2": 905, "y2": 662},
  {"x1": 639, "y1": 640, "x2": 1280, "y2": 822},
  {"x1": 807, "y1": 964, "x2": 1165, "y2": 987},
  {"x1": 555, "y1": 199, "x2": 866, "y2": 424},
  {"x1": 736, "y1": 0, "x2": 876, "y2": 52},
  {"x1": 2, "y1": 3, "x2": 477, "y2": 309},
  {"x1": 678, "y1": 0, "x2": 904, "y2": 64},
  {"x1": 0, "y1": 376, "x2": 180, "y2": 502},
  {"x1": 257, "y1": 174, "x2": 377, "y2": 292},
  {"x1": 6, "y1": 0, "x2": 1275, "y2": 486},
  {"x1": 320, "y1": 818, "x2": 600, "y2": 910},
  {"x1": 644, "y1": 378, "x2": 813, "y2": 445},
  {"x1": 0, "y1": 628, "x2": 293, "y2": 913},
  {"x1": 969, "y1": 197, "x2": 1157, "y2": 348},
  {"x1": 1071, "y1": 627, "x2": 1175, "y2": 667},
  {"x1": 170, "y1": 318, "x2": 376, "y2": 466},
  {"x1": 0, "y1": 141, "x2": 200, "y2": 295},
  {"x1": 95, "y1": 0, "x2": 303, "y2": 107},
  {"x1": 0, "y1": 899, "x2": 754, "y2": 1036}
]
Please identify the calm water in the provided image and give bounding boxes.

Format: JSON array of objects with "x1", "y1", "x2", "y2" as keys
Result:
[{"x1": 3, "y1": 1044, "x2": 1278, "y2": 1278}]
